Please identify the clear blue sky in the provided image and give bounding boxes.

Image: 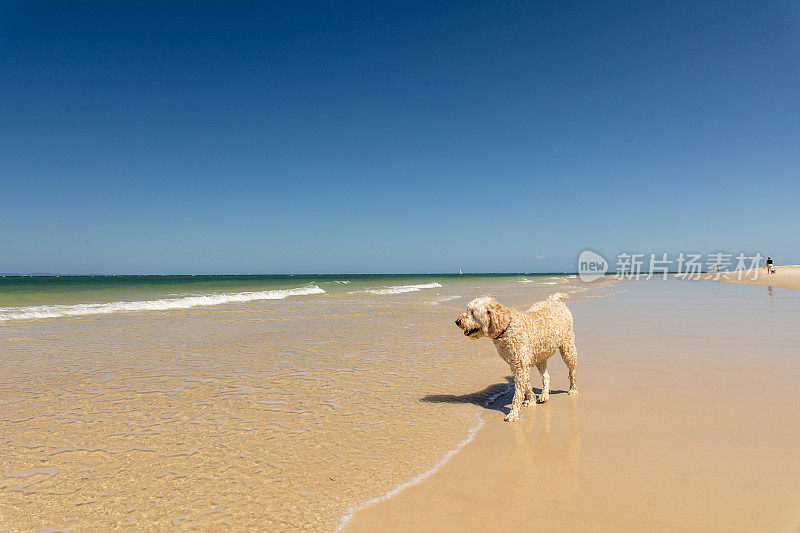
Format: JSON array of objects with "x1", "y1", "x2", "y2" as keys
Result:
[{"x1": 2, "y1": 1, "x2": 799, "y2": 274}]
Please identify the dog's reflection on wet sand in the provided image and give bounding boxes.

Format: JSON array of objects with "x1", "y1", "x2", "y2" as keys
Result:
[
  {"x1": 422, "y1": 379, "x2": 581, "y2": 503},
  {"x1": 494, "y1": 396, "x2": 581, "y2": 503}
]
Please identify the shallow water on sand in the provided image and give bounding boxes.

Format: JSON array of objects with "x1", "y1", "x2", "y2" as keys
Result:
[{"x1": 0, "y1": 275, "x2": 610, "y2": 530}]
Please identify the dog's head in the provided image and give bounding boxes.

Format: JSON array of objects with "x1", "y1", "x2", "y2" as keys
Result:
[{"x1": 455, "y1": 296, "x2": 510, "y2": 340}]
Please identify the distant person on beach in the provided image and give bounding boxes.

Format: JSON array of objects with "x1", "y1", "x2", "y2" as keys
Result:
[{"x1": 765, "y1": 257, "x2": 775, "y2": 274}]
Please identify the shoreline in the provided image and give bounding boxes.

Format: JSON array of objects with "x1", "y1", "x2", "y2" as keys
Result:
[
  {"x1": 335, "y1": 282, "x2": 602, "y2": 531},
  {"x1": 334, "y1": 412, "x2": 486, "y2": 532},
  {"x1": 335, "y1": 382, "x2": 516, "y2": 532},
  {"x1": 344, "y1": 278, "x2": 800, "y2": 531}
]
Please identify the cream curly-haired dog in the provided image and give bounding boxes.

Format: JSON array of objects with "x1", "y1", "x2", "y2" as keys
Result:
[{"x1": 455, "y1": 293, "x2": 578, "y2": 422}]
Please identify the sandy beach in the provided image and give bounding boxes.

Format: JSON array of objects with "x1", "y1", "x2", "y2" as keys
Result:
[
  {"x1": 1, "y1": 275, "x2": 799, "y2": 531},
  {"x1": 712, "y1": 265, "x2": 800, "y2": 291},
  {"x1": 347, "y1": 278, "x2": 800, "y2": 532}
]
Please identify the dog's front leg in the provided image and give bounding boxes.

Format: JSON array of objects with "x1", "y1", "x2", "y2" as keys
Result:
[
  {"x1": 522, "y1": 368, "x2": 536, "y2": 406},
  {"x1": 504, "y1": 368, "x2": 526, "y2": 422}
]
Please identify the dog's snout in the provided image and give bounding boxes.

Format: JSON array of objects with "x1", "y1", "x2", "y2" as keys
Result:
[{"x1": 455, "y1": 318, "x2": 462, "y2": 326}]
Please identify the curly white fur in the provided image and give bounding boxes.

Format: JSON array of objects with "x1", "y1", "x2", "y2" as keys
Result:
[{"x1": 455, "y1": 293, "x2": 578, "y2": 422}]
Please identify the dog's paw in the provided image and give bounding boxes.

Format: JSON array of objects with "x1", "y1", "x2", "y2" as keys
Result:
[
  {"x1": 523, "y1": 398, "x2": 536, "y2": 406},
  {"x1": 504, "y1": 412, "x2": 520, "y2": 422},
  {"x1": 538, "y1": 395, "x2": 549, "y2": 403},
  {"x1": 568, "y1": 388, "x2": 579, "y2": 396}
]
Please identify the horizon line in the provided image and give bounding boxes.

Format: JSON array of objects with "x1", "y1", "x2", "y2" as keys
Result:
[{"x1": 0, "y1": 271, "x2": 579, "y2": 277}]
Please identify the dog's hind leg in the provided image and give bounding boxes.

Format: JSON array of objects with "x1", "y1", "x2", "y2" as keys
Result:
[
  {"x1": 560, "y1": 332, "x2": 579, "y2": 395},
  {"x1": 536, "y1": 361, "x2": 550, "y2": 403}
]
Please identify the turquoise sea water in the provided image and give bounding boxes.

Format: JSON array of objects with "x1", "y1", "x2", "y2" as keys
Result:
[{"x1": 0, "y1": 273, "x2": 575, "y2": 320}]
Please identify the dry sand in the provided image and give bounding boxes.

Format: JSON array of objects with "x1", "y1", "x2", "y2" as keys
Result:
[
  {"x1": 346, "y1": 279, "x2": 800, "y2": 532},
  {"x1": 712, "y1": 264, "x2": 800, "y2": 291}
]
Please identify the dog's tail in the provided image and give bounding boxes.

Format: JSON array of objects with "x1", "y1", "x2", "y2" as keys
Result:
[{"x1": 548, "y1": 292, "x2": 569, "y2": 301}]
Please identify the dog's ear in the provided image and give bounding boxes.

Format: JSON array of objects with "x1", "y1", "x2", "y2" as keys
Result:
[{"x1": 486, "y1": 301, "x2": 510, "y2": 337}]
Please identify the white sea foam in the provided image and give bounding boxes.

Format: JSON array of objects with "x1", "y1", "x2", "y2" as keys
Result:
[
  {"x1": 352, "y1": 282, "x2": 442, "y2": 295},
  {"x1": 335, "y1": 381, "x2": 513, "y2": 531},
  {"x1": 521, "y1": 277, "x2": 567, "y2": 284},
  {"x1": 428, "y1": 295, "x2": 461, "y2": 305},
  {"x1": 0, "y1": 286, "x2": 325, "y2": 322},
  {"x1": 336, "y1": 413, "x2": 483, "y2": 532}
]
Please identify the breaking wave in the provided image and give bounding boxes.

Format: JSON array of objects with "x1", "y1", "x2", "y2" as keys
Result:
[
  {"x1": 353, "y1": 282, "x2": 442, "y2": 295},
  {"x1": 0, "y1": 286, "x2": 325, "y2": 322}
]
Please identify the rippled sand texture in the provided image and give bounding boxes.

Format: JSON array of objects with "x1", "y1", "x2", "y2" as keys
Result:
[{"x1": 0, "y1": 276, "x2": 602, "y2": 530}]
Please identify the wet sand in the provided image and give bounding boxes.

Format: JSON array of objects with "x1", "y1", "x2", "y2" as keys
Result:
[{"x1": 347, "y1": 279, "x2": 800, "y2": 532}]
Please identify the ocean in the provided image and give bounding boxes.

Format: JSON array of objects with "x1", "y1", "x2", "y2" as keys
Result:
[{"x1": 0, "y1": 274, "x2": 576, "y2": 321}]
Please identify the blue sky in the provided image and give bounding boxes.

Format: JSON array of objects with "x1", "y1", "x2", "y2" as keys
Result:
[{"x1": 1, "y1": 1, "x2": 799, "y2": 274}]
